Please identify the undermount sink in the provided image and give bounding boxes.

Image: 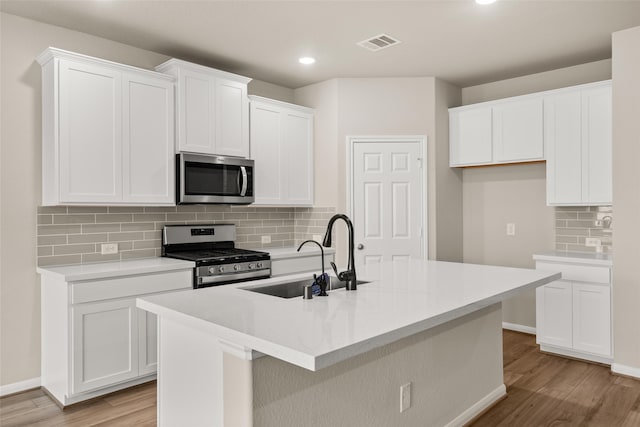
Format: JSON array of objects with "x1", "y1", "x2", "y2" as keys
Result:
[{"x1": 243, "y1": 278, "x2": 370, "y2": 299}]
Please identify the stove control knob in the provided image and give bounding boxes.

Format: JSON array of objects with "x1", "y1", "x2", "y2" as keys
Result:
[
  {"x1": 257, "y1": 262, "x2": 263, "y2": 268},
  {"x1": 248, "y1": 263, "x2": 255, "y2": 270},
  {"x1": 208, "y1": 267, "x2": 216, "y2": 274},
  {"x1": 219, "y1": 266, "x2": 225, "y2": 273},
  {"x1": 234, "y1": 264, "x2": 241, "y2": 271}
]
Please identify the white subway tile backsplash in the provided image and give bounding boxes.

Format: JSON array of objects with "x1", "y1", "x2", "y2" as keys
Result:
[{"x1": 36, "y1": 205, "x2": 336, "y2": 266}]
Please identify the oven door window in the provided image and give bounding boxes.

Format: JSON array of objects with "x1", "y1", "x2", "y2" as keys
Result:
[{"x1": 184, "y1": 162, "x2": 253, "y2": 196}]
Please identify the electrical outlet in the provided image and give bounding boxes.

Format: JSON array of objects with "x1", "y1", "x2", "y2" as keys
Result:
[
  {"x1": 261, "y1": 235, "x2": 271, "y2": 244},
  {"x1": 585, "y1": 237, "x2": 601, "y2": 247},
  {"x1": 101, "y1": 243, "x2": 118, "y2": 255},
  {"x1": 400, "y1": 382, "x2": 411, "y2": 413},
  {"x1": 312, "y1": 234, "x2": 323, "y2": 242},
  {"x1": 506, "y1": 223, "x2": 516, "y2": 236}
]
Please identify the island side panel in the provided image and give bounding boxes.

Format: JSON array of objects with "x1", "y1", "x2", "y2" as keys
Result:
[
  {"x1": 157, "y1": 317, "x2": 224, "y2": 427},
  {"x1": 250, "y1": 303, "x2": 505, "y2": 427}
]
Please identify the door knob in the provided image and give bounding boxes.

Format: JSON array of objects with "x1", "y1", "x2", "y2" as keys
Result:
[{"x1": 357, "y1": 244, "x2": 364, "y2": 250}]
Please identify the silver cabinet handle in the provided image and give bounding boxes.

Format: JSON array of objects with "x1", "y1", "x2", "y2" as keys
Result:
[
  {"x1": 239, "y1": 166, "x2": 248, "y2": 196},
  {"x1": 357, "y1": 244, "x2": 364, "y2": 250}
]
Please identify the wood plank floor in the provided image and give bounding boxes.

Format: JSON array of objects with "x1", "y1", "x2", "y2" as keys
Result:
[
  {"x1": 471, "y1": 330, "x2": 640, "y2": 427},
  {"x1": 1, "y1": 330, "x2": 639, "y2": 426}
]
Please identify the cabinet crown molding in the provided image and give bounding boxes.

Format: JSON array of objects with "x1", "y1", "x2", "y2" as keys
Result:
[
  {"x1": 248, "y1": 95, "x2": 314, "y2": 114},
  {"x1": 155, "y1": 58, "x2": 252, "y2": 84},
  {"x1": 36, "y1": 47, "x2": 175, "y2": 81}
]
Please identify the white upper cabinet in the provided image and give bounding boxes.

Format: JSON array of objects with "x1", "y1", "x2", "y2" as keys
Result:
[
  {"x1": 449, "y1": 94, "x2": 544, "y2": 167},
  {"x1": 250, "y1": 96, "x2": 314, "y2": 206},
  {"x1": 449, "y1": 106, "x2": 492, "y2": 166},
  {"x1": 156, "y1": 59, "x2": 251, "y2": 157},
  {"x1": 122, "y1": 73, "x2": 175, "y2": 204},
  {"x1": 38, "y1": 48, "x2": 175, "y2": 206},
  {"x1": 492, "y1": 97, "x2": 544, "y2": 163},
  {"x1": 545, "y1": 81, "x2": 612, "y2": 206}
]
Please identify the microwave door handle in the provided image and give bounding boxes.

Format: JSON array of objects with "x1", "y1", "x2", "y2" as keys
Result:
[{"x1": 239, "y1": 166, "x2": 248, "y2": 196}]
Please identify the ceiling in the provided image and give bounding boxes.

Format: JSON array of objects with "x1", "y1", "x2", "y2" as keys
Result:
[{"x1": 2, "y1": 0, "x2": 640, "y2": 89}]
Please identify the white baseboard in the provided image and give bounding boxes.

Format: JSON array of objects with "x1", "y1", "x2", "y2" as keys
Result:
[
  {"x1": 612, "y1": 363, "x2": 640, "y2": 379},
  {"x1": 0, "y1": 377, "x2": 40, "y2": 397},
  {"x1": 445, "y1": 384, "x2": 506, "y2": 427},
  {"x1": 502, "y1": 322, "x2": 536, "y2": 335}
]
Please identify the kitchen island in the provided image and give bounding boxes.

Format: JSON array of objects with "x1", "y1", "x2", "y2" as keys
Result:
[{"x1": 137, "y1": 260, "x2": 559, "y2": 427}]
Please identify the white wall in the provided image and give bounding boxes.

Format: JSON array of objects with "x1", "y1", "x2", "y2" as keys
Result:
[
  {"x1": 0, "y1": 11, "x2": 294, "y2": 387},
  {"x1": 612, "y1": 25, "x2": 640, "y2": 376},
  {"x1": 460, "y1": 59, "x2": 612, "y2": 329}
]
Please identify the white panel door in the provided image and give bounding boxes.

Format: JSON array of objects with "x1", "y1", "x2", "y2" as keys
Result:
[
  {"x1": 582, "y1": 85, "x2": 612, "y2": 205},
  {"x1": 449, "y1": 107, "x2": 492, "y2": 166},
  {"x1": 536, "y1": 281, "x2": 573, "y2": 348},
  {"x1": 179, "y1": 69, "x2": 214, "y2": 153},
  {"x1": 59, "y1": 59, "x2": 122, "y2": 203},
  {"x1": 138, "y1": 309, "x2": 158, "y2": 375},
  {"x1": 353, "y1": 141, "x2": 423, "y2": 266},
  {"x1": 492, "y1": 97, "x2": 543, "y2": 163},
  {"x1": 72, "y1": 298, "x2": 138, "y2": 394},
  {"x1": 572, "y1": 282, "x2": 611, "y2": 356},
  {"x1": 251, "y1": 102, "x2": 283, "y2": 204},
  {"x1": 283, "y1": 110, "x2": 313, "y2": 205},
  {"x1": 215, "y1": 77, "x2": 249, "y2": 157},
  {"x1": 122, "y1": 73, "x2": 175, "y2": 204},
  {"x1": 545, "y1": 91, "x2": 582, "y2": 205}
]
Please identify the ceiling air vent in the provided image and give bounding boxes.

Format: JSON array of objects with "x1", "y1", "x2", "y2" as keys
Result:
[{"x1": 357, "y1": 33, "x2": 401, "y2": 52}]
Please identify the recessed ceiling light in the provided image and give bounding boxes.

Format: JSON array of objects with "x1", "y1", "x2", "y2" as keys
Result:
[
  {"x1": 298, "y1": 57, "x2": 316, "y2": 65},
  {"x1": 475, "y1": 0, "x2": 497, "y2": 4}
]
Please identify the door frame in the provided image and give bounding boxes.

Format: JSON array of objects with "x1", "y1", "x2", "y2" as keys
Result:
[{"x1": 346, "y1": 135, "x2": 428, "y2": 260}]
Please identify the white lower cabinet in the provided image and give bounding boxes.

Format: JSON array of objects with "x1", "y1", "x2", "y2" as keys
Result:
[
  {"x1": 72, "y1": 299, "x2": 139, "y2": 394},
  {"x1": 535, "y1": 257, "x2": 612, "y2": 364},
  {"x1": 40, "y1": 265, "x2": 192, "y2": 406},
  {"x1": 138, "y1": 309, "x2": 158, "y2": 376}
]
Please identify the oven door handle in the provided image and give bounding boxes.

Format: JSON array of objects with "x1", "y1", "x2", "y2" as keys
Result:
[{"x1": 239, "y1": 166, "x2": 248, "y2": 196}]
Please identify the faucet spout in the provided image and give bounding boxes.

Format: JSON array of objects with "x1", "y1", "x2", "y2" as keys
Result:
[{"x1": 322, "y1": 214, "x2": 357, "y2": 291}]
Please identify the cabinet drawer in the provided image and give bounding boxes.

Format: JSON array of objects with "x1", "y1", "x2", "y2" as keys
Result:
[
  {"x1": 72, "y1": 270, "x2": 192, "y2": 304},
  {"x1": 536, "y1": 262, "x2": 610, "y2": 284}
]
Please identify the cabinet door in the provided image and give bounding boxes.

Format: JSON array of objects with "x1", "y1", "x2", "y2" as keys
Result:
[
  {"x1": 251, "y1": 102, "x2": 283, "y2": 204},
  {"x1": 215, "y1": 77, "x2": 249, "y2": 157},
  {"x1": 492, "y1": 97, "x2": 543, "y2": 163},
  {"x1": 536, "y1": 280, "x2": 572, "y2": 348},
  {"x1": 59, "y1": 59, "x2": 122, "y2": 203},
  {"x1": 582, "y1": 85, "x2": 612, "y2": 205},
  {"x1": 178, "y1": 69, "x2": 215, "y2": 153},
  {"x1": 449, "y1": 107, "x2": 492, "y2": 166},
  {"x1": 122, "y1": 73, "x2": 175, "y2": 204},
  {"x1": 572, "y1": 282, "x2": 611, "y2": 357},
  {"x1": 545, "y1": 91, "x2": 582, "y2": 205},
  {"x1": 283, "y1": 110, "x2": 314, "y2": 205},
  {"x1": 138, "y1": 309, "x2": 158, "y2": 375},
  {"x1": 72, "y1": 299, "x2": 138, "y2": 394}
]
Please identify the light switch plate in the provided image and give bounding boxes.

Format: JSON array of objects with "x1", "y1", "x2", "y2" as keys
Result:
[
  {"x1": 261, "y1": 235, "x2": 271, "y2": 244},
  {"x1": 506, "y1": 223, "x2": 516, "y2": 236},
  {"x1": 400, "y1": 382, "x2": 411, "y2": 412}
]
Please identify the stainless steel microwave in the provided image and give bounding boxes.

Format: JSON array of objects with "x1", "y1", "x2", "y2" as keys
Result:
[{"x1": 176, "y1": 153, "x2": 254, "y2": 204}]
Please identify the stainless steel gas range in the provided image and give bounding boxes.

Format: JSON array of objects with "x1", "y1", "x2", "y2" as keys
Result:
[{"x1": 162, "y1": 224, "x2": 271, "y2": 288}]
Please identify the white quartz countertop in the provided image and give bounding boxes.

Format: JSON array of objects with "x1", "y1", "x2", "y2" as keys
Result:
[
  {"x1": 266, "y1": 246, "x2": 335, "y2": 260},
  {"x1": 533, "y1": 251, "x2": 613, "y2": 266},
  {"x1": 37, "y1": 257, "x2": 195, "y2": 282},
  {"x1": 137, "y1": 259, "x2": 559, "y2": 371}
]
